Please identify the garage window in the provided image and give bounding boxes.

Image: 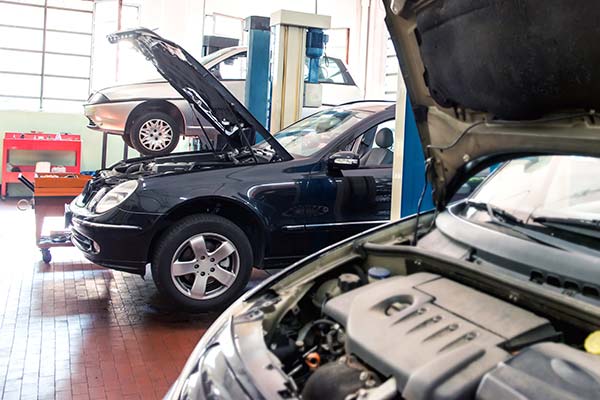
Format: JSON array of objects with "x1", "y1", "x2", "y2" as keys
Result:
[
  {"x1": 0, "y1": 0, "x2": 93, "y2": 112},
  {"x1": 384, "y1": 35, "x2": 401, "y2": 100}
]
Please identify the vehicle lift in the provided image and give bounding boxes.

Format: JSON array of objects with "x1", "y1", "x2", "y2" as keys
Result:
[{"x1": 243, "y1": 10, "x2": 432, "y2": 220}]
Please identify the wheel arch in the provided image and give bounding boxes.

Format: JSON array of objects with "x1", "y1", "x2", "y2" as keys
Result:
[
  {"x1": 124, "y1": 99, "x2": 185, "y2": 137},
  {"x1": 149, "y1": 196, "x2": 268, "y2": 267}
]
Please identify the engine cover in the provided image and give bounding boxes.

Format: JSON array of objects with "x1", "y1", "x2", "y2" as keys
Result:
[{"x1": 323, "y1": 272, "x2": 553, "y2": 400}]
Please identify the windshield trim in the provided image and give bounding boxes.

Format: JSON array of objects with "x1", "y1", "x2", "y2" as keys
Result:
[{"x1": 438, "y1": 203, "x2": 600, "y2": 289}]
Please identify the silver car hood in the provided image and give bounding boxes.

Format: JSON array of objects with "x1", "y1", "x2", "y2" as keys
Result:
[
  {"x1": 383, "y1": 0, "x2": 600, "y2": 208},
  {"x1": 108, "y1": 28, "x2": 292, "y2": 161},
  {"x1": 94, "y1": 80, "x2": 177, "y2": 101}
]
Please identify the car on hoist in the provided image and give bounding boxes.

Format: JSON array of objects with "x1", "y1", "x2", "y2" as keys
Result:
[
  {"x1": 84, "y1": 45, "x2": 361, "y2": 156},
  {"x1": 68, "y1": 28, "x2": 401, "y2": 313},
  {"x1": 160, "y1": 1, "x2": 600, "y2": 399}
]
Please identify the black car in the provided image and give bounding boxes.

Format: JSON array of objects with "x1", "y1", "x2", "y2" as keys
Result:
[
  {"x1": 162, "y1": 1, "x2": 600, "y2": 400},
  {"x1": 69, "y1": 29, "x2": 398, "y2": 311}
]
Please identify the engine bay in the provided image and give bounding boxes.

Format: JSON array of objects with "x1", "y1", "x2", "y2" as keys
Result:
[{"x1": 258, "y1": 254, "x2": 600, "y2": 400}]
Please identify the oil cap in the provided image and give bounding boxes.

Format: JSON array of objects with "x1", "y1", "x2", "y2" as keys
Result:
[
  {"x1": 368, "y1": 267, "x2": 391, "y2": 281},
  {"x1": 338, "y1": 273, "x2": 361, "y2": 292},
  {"x1": 584, "y1": 331, "x2": 600, "y2": 355}
]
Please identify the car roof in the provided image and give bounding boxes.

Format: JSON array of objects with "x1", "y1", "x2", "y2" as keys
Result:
[{"x1": 335, "y1": 100, "x2": 395, "y2": 113}]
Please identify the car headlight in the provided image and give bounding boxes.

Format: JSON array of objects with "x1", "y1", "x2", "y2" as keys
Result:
[
  {"x1": 94, "y1": 180, "x2": 138, "y2": 213},
  {"x1": 87, "y1": 92, "x2": 110, "y2": 104},
  {"x1": 177, "y1": 344, "x2": 249, "y2": 400},
  {"x1": 166, "y1": 295, "x2": 253, "y2": 400}
]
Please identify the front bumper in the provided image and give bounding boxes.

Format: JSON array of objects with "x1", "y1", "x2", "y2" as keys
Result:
[
  {"x1": 70, "y1": 205, "x2": 161, "y2": 274},
  {"x1": 84, "y1": 100, "x2": 142, "y2": 134}
]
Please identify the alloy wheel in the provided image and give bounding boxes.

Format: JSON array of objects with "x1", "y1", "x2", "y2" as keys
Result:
[
  {"x1": 139, "y1": 118, "x2": 173, "y2": 151},
  {"x1": 170, "y1": 233, "x2": 240, "y2": 300}
]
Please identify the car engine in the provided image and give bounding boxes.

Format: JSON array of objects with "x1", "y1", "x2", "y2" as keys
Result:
[{"x1": 266, "y1": 270, "x2": 600, "y2": 400}]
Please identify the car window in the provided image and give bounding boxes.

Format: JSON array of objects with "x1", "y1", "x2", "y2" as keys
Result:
[
  {"x1": 261, "y1": 107, "x2": 372, "y2": 157},
  {"x1": 470, "y1": 155, "x2": 600, "y2": 222},
  {"x1": 210, "y1": 51, "x2": 247, "y2": 80},
  {"x1": 304, "y1": 57, "x2": 354, "y2": 85},
  {"x1": 344, "y1": 119, "x2": 395, "y2": 167},
  {"x1": 319, "y1": 57, "x2": 345, "y2": 84}
]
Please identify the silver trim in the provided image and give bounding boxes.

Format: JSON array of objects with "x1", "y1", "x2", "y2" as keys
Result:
[
  {"x1": 71, "y1": 233, "x2": 88, "y2": 253},
  {"x1": 72, "y1": 218, "x2": 142, "y2": 231},
  {"x1": 247, "y1": 182, "x2": 297, "y2": 198},
  {"x1": 283, "y1": 220, "x2": 387, "y2": 231}
]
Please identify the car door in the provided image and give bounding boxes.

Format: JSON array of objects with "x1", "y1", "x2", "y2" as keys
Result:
[{"x1": 302, "y1": 119, "x2": 395, "y2": 253}]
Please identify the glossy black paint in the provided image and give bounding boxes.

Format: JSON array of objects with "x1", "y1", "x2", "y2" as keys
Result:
[{"x1": 70, "y1": 103, "x2": 396, "y2": 274}]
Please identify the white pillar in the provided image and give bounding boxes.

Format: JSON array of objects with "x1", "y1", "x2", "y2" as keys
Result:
[
  {"x1": 269, "y1": 23, "x2": 307, "y2": 132},
  {"x1": 390, "y1": 75, "x2": 407, "y2": 221},
  {"x1": 268, "y1": 10, "x2": 331, "y2": 132}
]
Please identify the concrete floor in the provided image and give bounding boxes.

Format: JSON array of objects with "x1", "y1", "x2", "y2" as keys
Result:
[{"x1": 0, "y1": 199, "x2": 268, "y2": 400}]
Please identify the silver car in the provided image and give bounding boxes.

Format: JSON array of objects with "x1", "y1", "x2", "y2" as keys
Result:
[{"x1": 84, "y1": 46, "x2": 361, "y2": 156}]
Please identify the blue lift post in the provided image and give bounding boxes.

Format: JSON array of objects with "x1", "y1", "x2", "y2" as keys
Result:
[
  {"x1": 305, "y1": 28, "x2": 326, "y2": 83},
  {"x1": 244, "y1": 16, "x2": 271, "y2": 129},
  {"x1": 401, "y1": 99, "x2": 434, "y2": 217}
]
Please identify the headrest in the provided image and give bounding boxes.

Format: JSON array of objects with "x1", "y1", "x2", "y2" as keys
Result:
[{"x1": 375, "y1": 128, "x2": 394, "y2": 148}]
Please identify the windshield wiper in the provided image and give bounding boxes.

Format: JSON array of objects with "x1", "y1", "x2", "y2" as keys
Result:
[
  {"x1": 532, "y1": 216, "x2": 600, "y2": 240},
  {"x1": 466, "y1": 200, "x2": 523, "y2": 224},
  {"x1": 466, "y1": 200, "x2": 600, "y2": 256}
]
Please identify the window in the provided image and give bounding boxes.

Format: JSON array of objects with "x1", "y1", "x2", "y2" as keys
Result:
[
  {"x1": 304, "y1": 57, "x2": 354, "y2": 85},
  {"x1": 90, "y1": 1, "x2": 144, "y2": 90},
  {"x1": 204, "y1": 13, "x2": 243, "y2": 40},
  {"x1": 260, "y1": 107, "x2": 372, "y2": 157},
  {"x1": 344, "y1": 120, "x2": 395, "y2": 167},
  {"x1": 319, "y1": 58, "x2": 345, "y2": 84},
  {"x1": 324, "y1": 28, "x2": 349, "y2": 64},
  {"x1": 210, "y1": 52, "x2": 247, "y2": 81},
  {"x1": 384, "y1": 35, "x2": 402, "y2": 100},
  {"x1": 0, "y1": 0, "x2": 93, "y2": 112}
]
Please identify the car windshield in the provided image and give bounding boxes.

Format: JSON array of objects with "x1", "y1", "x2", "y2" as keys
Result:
[
  {"x1": 258, "y1": 107, "x2": 371, "y2": 157},
  {"x1": 470, "y1": 155, "x2": 600, "y2": 223}
]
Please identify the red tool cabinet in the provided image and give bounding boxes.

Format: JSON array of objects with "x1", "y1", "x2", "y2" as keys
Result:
[{"x1": 1, "y1": 132, "x2": 82, "y2": 198}]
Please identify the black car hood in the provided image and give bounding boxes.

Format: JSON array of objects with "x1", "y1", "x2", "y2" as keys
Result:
[
  {"x1": 383, "y1": 0, "x2": 600, "y2": 209},
  {"x1": 108, "y1": 28, "x2": 291, "y2": 161}
]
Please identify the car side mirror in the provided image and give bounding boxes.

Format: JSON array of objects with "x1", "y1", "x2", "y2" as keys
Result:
[{"x1": 328, "y1": 151, "x2": 360, "y2": 172}]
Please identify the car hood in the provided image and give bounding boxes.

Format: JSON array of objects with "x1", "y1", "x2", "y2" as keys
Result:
[
  {"x1": 91, "y1": 79, "x2": 178, "y2": 102},
  {"x1": 108, "y1": 28, "x2": 291, "y2": 161},
  {"x1": 383, "y1": 0, "x2": 600, "y2": 208}
]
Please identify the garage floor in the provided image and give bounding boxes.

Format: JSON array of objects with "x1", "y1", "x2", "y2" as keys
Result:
[{"x1": 0, "y1": 199, "x2": 268, "y2": 400}]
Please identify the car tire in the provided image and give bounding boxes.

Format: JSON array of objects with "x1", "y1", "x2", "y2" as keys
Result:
[
  {"x1": 121, "y1": 133, "x2": 133, "y2": 148},
  {"x1": 151, "y1": 214, "x2": 253, "y2": 312},
  {"x1": 130, "y1": 111, "x2": 180, "y2": 156}
]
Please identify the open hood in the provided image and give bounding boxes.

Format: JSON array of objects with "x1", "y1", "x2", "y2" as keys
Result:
[
  {"x1": 108, "y1": 28, "x2": 291, "y2": 161},
  {"x1": 383, "y1": 0, "x2": 600, "y2": 208}
]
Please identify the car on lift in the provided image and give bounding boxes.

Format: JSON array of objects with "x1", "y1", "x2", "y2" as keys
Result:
[
  {"x1": 84, "y1": 45, "x2": 361, "y2": 156},
  {"x1": 69, "y1": 28, "x2": 399, "y2": 312},
  {"x1": 161, "y1": 1, "x2": 600, "y2": 399}
]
